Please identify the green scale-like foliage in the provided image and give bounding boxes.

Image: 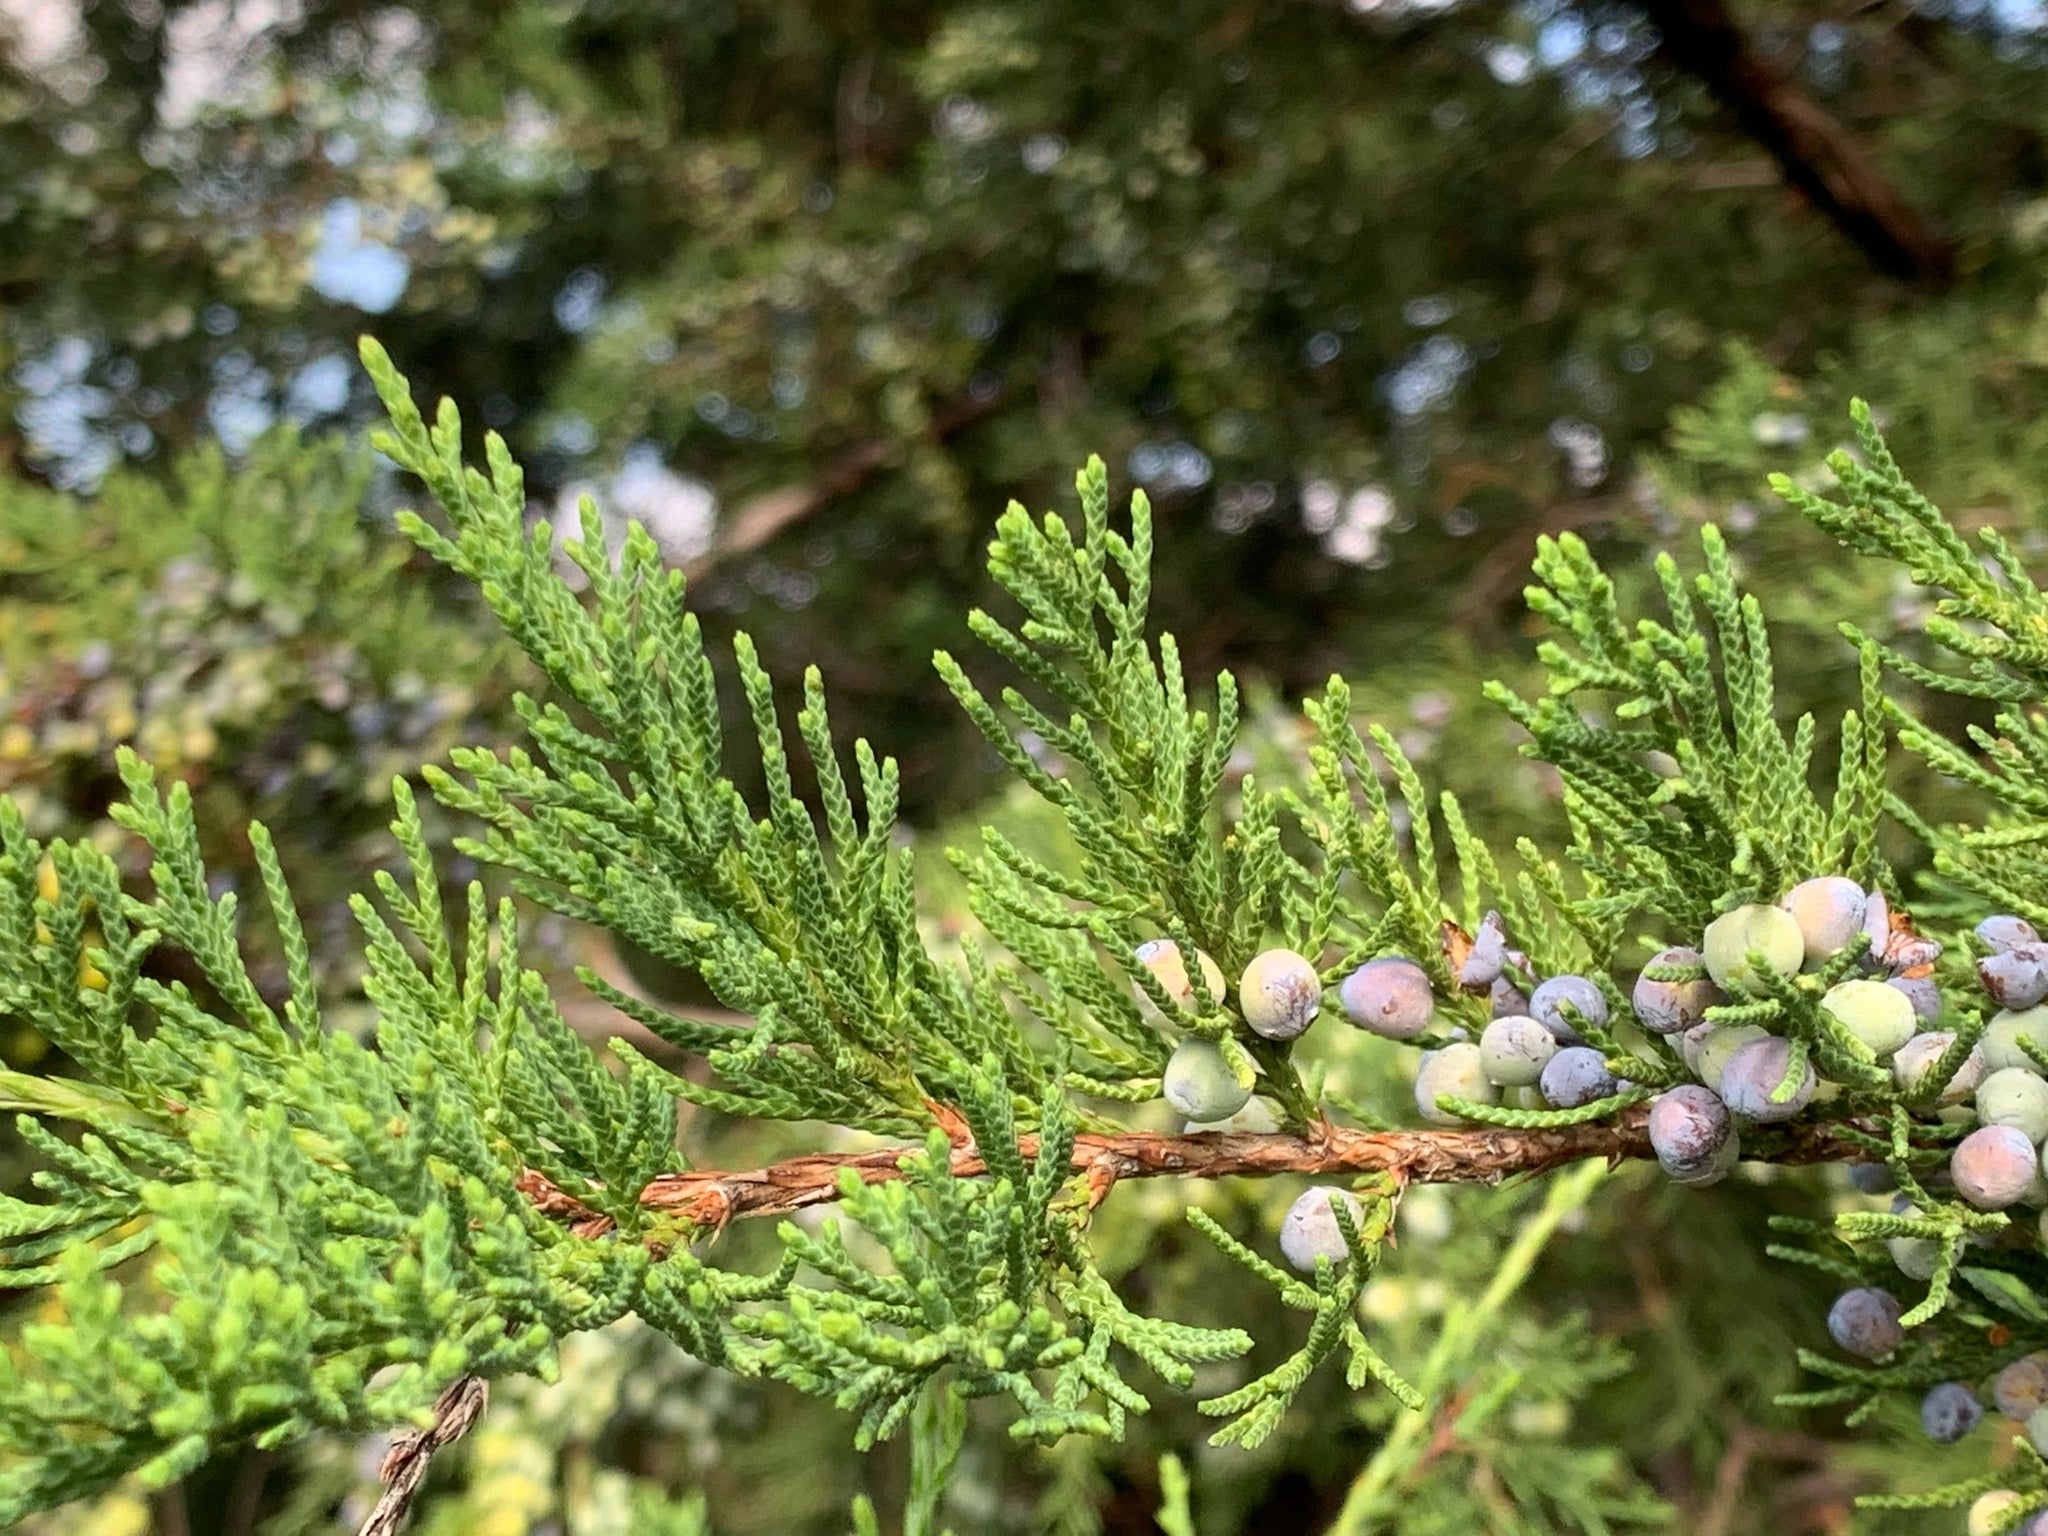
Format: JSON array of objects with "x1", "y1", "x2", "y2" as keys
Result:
[{"x1": 9, "y1": 347, "x2": 2048, "y2": 1529}]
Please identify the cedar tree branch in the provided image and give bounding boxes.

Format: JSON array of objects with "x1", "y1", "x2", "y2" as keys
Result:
[{"x1": 516, "y1": 1105, "x2": 1887, "y2": 1242}]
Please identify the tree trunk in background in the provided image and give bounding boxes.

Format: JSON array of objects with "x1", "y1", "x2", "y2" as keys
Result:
[{"x1": 1639, "y1": 0, "x2": 1955, "y2": 283}]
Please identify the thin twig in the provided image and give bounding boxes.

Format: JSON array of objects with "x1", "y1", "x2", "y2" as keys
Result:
[
  {"x1": 356, "y1": 1376, "x2": 489, "y2": 1536},
  {"x1": 683, "y1": 391, "x2": 1002, "y2": 580},
  {"x1": 515, "y1": 1107, "x2": 1894, "y2": 1242}
]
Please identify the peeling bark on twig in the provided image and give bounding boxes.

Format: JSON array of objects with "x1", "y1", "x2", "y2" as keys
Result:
[
  {"x1": 356, "y1": 1376, "x2": 489, "y2": 1536},
  {"x1": 516, "y1": 1106, "x2": 1884, "y2": 1243}
]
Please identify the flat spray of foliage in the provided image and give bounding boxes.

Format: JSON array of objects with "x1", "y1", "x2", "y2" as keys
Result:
[{"x1": 1, "y1": 348, "x2": 2046, "y2": 1529}]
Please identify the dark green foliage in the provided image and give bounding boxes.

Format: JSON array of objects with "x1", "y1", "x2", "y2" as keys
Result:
[
  {"x1": 18, "y1": 0, "x2": 2048, "y2": 834},
  {"x1": 0, "y1": 428, "x2": 520, "y2": 1041},
  {"x1": 18, "y1": 348, "x2": 2048, "y2": 1533}
]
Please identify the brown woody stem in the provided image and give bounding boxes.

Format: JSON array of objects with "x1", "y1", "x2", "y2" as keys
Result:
[
  {"x1": 357, "y1": 1376, "x2": 488, "y2": 1536},
  {"x1": 518, "y1": 1105, "x2": 1879, "y2": 1242}
]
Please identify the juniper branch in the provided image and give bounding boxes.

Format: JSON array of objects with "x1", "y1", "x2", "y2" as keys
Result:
[{"x1": 518, "y1": 1112, "x2": 1913, "y2": 1237}]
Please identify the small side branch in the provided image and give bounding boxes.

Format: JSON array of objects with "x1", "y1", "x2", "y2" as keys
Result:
[
  {"x1": 516, "y1": 1108, "x2": 1881, "y2": 1239},
  {"x1": 683, "y1": 390, "x2": 1003, "y2": 578},
  {"x1": 356, "y1": 1376, "x2": 488, "y2": 1536}
]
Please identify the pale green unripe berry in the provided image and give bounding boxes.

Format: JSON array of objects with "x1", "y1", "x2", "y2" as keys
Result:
[
  {"x1": 1162, "y1": 1038, "x2": 1252, "y2": 1122},
  {"x1": 1183, "y1": 1097, "x2": 1281, "y2": 1134},
  {"x1": 1238, "y1": 948, "x2": 1322, "y2": 1040},
  {"x1": 1820, "y1": 979, "x2": 1916, "y2": 1059},
  {"x1": 1969, "y1": 1491, "x2": 2023, "y2": 1536},
  {"x1": 1780, "y1": 876, "x2": 1867, "y2": 971},
  {"x1": 1477, "y1": 1015, "x2": 1559, "y2": 1087},
  {"x1": 1983, "y1": 1007, "x2": 2048, "y2": 1073},
  {"x1": 2027, "y1": 1405, "x2": 2048, "y2": 1457},
  {"x1": 1979, "y1": 1067, "x2": 2048, "y2": 1144},
  {"x1": 1888, "y1": 1232, "x2": 1939, "y2": 1281},
  {"x1": 1280, "y1": 1185, "x2": 1366, "y2": 1273},
  {"x1": 1414, "y1": 1042, "x2": 1497, "y2": 1125},
  {"x1": 1892, "y1": 1031, "x2": 1986, "y2": 1104},
  {"x1": 1702, "y1": 903, "x2": 1804, "y2": 990},
  {"x1": 1688, "y1": 1023, "x2": 1769, "y2": 1093},
  {"x1": 1133, "y1": 939, "x2": 1226, "y2": 1025}
]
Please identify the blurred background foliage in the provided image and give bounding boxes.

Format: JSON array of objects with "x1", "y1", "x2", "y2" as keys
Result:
[{"x1": 7, "y1": 0, "x2": 2048, "y2": 1529}]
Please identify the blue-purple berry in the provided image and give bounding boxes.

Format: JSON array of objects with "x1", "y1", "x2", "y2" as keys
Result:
[
  {"x1": 1648, "y1": 1084, "x2": 1732, "y2": 1180},
  {"x1": 1922, "y1": 1382, "x2": 1983, "y2": 1444},
  {"x1": 1529, "y1": 975, "x2": 1607, "y2": 1043},
  {"x1": 1456, "y1": 911, "x2": 1508, "y2": 989},
  {"x1": 1827, "y1": 1286, "x2": 1904, "y2": 1359},
  {"x1": 1978, "y1": 914, "x2": 2042, "y2": 953},
  {"x1": 1489, "y1": 974, "x2": 1529, "y2": 1018},
  {"x1": 1631, "y1": 946, "x2": 1720, "y2": 1035},
  {"x1": 1719, "y1": 1036, "x2": 1815, "y2": 1123},
  {"x1": 1538, "y1": 1046, "x2": 1619, "y2": 1109},
  {"x1": 1338, "y1": 956, "x2": 1434, "y2": 1040},
  {"x1": 1847, "y1": 1162, "x2": 1896, "y2": 1195},
  {"x1": 1981, "y1": 946, "x2": 2048, "y2": 1011}
]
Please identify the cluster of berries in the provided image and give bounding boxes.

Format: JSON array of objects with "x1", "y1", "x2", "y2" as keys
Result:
[
  {"x1": 1137, "y1": 939, "x2": 1308, "y2": 1130},
  {"x1": 1134, "y1": 939, "x2": 1359, "y2": 1273},
  {"x1": 1135, "y1": 894, "x2": 2048, "y2": 1513},
  {"x1": 1815, "y1": 910, "x2": 2048, "y2": 1497},
  {"x1": 1920, "y1": 913, "x2": 2048, "y2": 1212},
  {"x1": 1624, "y1": 876, "x2": 1945, "y2": 1186},
  {"x1": 1905, "y1": 1349, "x2": 2048, "y2": 1534},
  {"x1": 1333, "y1": 912, "x2": 1623, "y2": 1121}
]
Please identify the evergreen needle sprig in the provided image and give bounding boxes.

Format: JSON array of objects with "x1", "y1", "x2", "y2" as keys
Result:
[{"x1": 0, "y1": 351, "x2": 2036, "y2": 1524}]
